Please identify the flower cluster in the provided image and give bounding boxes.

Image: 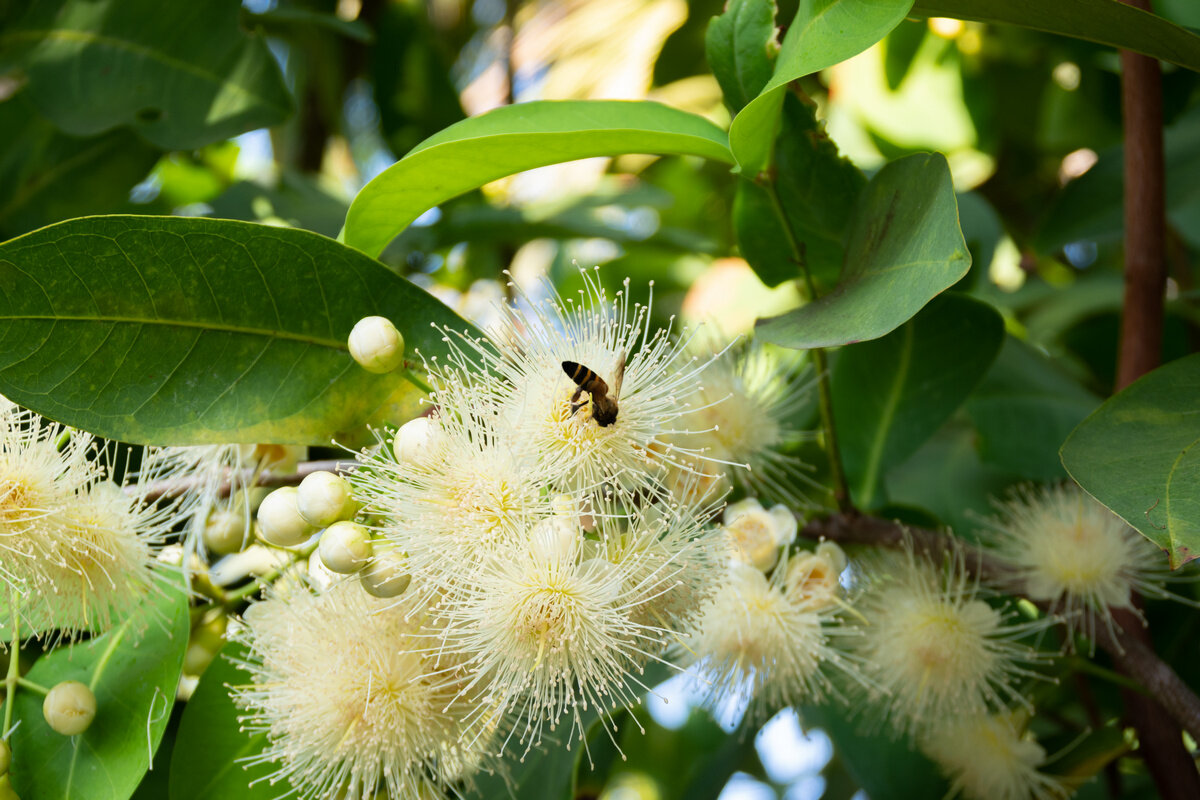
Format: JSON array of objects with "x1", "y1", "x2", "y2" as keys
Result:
[
  {"x1": 0, "y1": 403, "x2": 193, "y2": 642},
  {"x1": 236, "y1": 272, "x2": 827, "y2": 799}
]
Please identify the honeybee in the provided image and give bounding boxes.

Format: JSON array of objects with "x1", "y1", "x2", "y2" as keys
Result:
[{"x1": 561, "y1": 354, "x2": 626, "y2": 427}]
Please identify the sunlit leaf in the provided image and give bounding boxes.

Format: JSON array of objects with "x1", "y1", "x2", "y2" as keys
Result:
[
  {"x1": 0, "y1": 216, "x2": 472, "y2": 445},
  {"x1": 343, "y1": 100, "x2": 734, "y2": 257},
  {"x1": 728, "y1": 0, "x2": 914, "y2": 175}
]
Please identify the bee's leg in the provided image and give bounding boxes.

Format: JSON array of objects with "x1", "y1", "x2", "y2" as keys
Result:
[{"x1": 568, "y1": 387, "x2": 587, "y2": 416}]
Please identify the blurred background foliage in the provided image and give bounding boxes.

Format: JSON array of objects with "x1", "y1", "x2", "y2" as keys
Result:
[{"x1": 3, "y1": 1, "x2": 1200, "y2": 797}]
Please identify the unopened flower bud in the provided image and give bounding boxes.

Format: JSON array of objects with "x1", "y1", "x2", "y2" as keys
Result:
[
  {"x1": 203, "y1": 509, "x2": 248, "y2": 555},
  {"x1": 359, "y1": 550, "x2": 411, "y2": 598},
  {"x1": 0, "y1": 738, "x2": 9, "y2": 775},
  {"x1": 256, "y1": 487, "x2": 313, "y2": 547},
  {"x1": 768, "y1": 504, "x2": 798, "y2": 546},
  {"x1": 393, "y1": 416, "x2": 438, "y2": 463},
  {"x1": 296, "y1": 471, "x2": 351, "y2": 528},
  {"x1": 0, "y1": 774, "x2": 17, "y2": 800},
  {"x1": 725, "y1": 509, "x2": 780, "y2": 572},
  {"x1": 43, "y1": 681, "x2": 96, "y2": 736},
  {"x1": 319, "y1": 521, "x2": 373, "y2": 574},
  {"x1": 349, "y1": 316, "x2": 405, "y2": 374}
]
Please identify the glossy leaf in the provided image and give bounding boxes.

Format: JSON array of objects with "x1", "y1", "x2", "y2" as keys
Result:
[
  {"x1": 912, "y1": 0, "x2": 1200, "y2": 74},
  {"x1": 967, "y1": 337, "x2": 1100, "y2": 481},
  {"x1": 169, "y1": 642, "x2": 275, "y2": 800},
  {"x1": 832, "y1": 293, "x2": 1004, "y2": 508},
  {"x1": 756, "y1": 153, "x2": 971, "y2": 349},
  {"x1": 1061, "y1": 352, "x2": 1200, "y2": 567},
  {"x1": 0, "y1": 0, "x2": 293, "y2": 149},
  {"x1": 706, "y1": 0, "x2": 778, "y2": 113},
  {"x1": 9, "y1": 578, "x2": 190, "y2": 800},
  {"x1": 0, "y1": 216, "x2": 472, "y2": 445},
  {"x1": 343, "y1": 100, "x2": 734, "y2": 257},
  {"x1": 728, "y1": 0, "x2": 913, "y2": 175}
]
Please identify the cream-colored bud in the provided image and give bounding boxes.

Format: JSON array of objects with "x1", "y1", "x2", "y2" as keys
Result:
[
  {"x1": 785, "y1": 552, "x2": 840, "y2": 610},
  {"x1": 203, "y1": 508, "x2": 248, "y2": 555},
  {"x1": 256, "y1": 487, "x2": 313, "y2": 547},
  {"x1": 319, "y1": 521, "x2": 373, "y2": 574},
  {"x1": 768, "y1": 504, "x2": 798, "y2": 546},
  {"x1": 816, "y1": 541, "x2": 848, "y2": 574},
  {"x1": 359, "y1": 550, "x2": 412, "y2": 598},
  {"x1": 43, "y1": 681, "x2": 97, "y2": 736},
  {"x1": 725, "y1": 509, "x2": 780, "y2": 572},
  {"x1": 530, "y1": 517, "x2": 579, "y2": 563},
  {"x1": 296, "y1": 471, "x2": 351, "y2": 528},
  {"x1": 393, "y1": 416, "x2": 438, "y2": 463},
  {"x1": 348, "y1": 316, "x2": 405, "y2": 374}
]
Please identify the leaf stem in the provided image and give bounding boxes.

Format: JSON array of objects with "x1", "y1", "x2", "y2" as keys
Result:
[
  {"x1": 219, "y1": 542, "x2": 318, "y2": 609},
  {"x1": 763, "y1": 181, "x2": 852, "y2": 511},
  {"x1": 401, "y1": 368, "x2": 434, "y2": 396},
  {"x1": 14, "y1": 678, "x2": 47, "y2": 697}
]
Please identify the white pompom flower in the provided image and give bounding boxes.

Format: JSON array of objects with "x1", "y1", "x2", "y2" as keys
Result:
[
  {"x1": 235, "y1": 580, "x2": 495, "y2": 800},
  {"x1": 920, "y1": 711, "x2": 1071, "y2": 800},
  {"x1": 435, "y1": 269, "x2": 719, "y2": 499},
  {"x1": 851, "y1": 546, "x2": 1048, "y2": 737},
  {"x1": 983, "y1": 483, "x2": 1187, "y2": 649},
  {"x1": 683, "y1": 547, "x2": 861, "y2": 725},
  {"x1": 435, "y1": 498, "x2": 724, "y2": 757}
]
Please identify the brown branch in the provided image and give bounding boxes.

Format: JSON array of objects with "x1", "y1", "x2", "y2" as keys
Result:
[
  {"x1": 1115, "y1": 0, "x2": 1166, "y2": 392},
  {"x1": 799, "y1": 513, "x2": 1200, "y2": 745}
]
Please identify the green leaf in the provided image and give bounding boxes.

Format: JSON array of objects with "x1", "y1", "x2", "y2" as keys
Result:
[
  {"x1": 911, "y1": 0, "x2": 1200, "y2": 74},
  {"x1": 0, "y1": 0, "x2": 293, "y2": 150},
  {"x1": 0, "y1": 215, "x2": 473, "y2": 446},
  {"x1": 966, "y1": 338, "x2": 1100, "y2": 481},
  {"x1": 342, "y1": 100, "x2": 735, "y2": 257},
  {"x1": 832, "y1": 293, "x2": 1004, "y2": 508},
  {"x1": 1061, "y1": 352, "x2": 1200, "y2": 568},
  {"x1": 756, "y1": 153, "x2": 971, "y2": 349},
  {"x1": 705, "y1": 0, "x2": 778, "y2": 113},
  {"x1": 169, "y1": 642, "x2": 276, "y2": 800},
  {"x1": 0, "y1": 96, "x2": 163, "y2": 239},
  {"x1": 728, "y1": 0, "x2": 914, "y2": 175},
  {"x1": 802, "y1": 703, "x2": 949, "y2": 800},
  {"x1": 9, "y1": 578, "x2": 190, "y2": 800}
]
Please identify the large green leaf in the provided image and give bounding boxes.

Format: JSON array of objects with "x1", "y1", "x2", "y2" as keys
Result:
[
  {"x1": 169, "y1": 642, "x2": 275, "y2": 800},
  {"x1": 342, "y1": 100, "x2": 734, "y2": 257},
  {"x1": 706, "y1": 0, "x2": 778, "y2": 114},
  {"x1": 8, "y1": 578, "x2": 190, "y2": 800},
  {"x1": 1061, "y1": 352, "x2": 1200, "y2": 568},
  {"x1": 966, "y1": 338, "x2": 1100, "y2": 481},
  {"x1": 728, "y1": 0, "x2": 914, "y2": 175},
  {"x1": 0, "y1": 216, "x2": 472, "y2": 445},
  {"x1": 0, "y1": 0, "x2": 293, "y2": 149},
  {"x1": 832, "y1": 293, "x2": 1004, "y2": 508},
  {"x1": 756, "y1": 153, "x2": 971, "y2": 349},
  {"x1": 912, "y1": 0, "x2": 1200, "y2": 74}
]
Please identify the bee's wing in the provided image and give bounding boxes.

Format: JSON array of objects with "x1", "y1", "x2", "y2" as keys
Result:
[{"x1": 612, "y1": 352, "x2": 627, "y2": 399}]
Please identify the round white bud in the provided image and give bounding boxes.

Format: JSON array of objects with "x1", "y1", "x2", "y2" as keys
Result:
[
  {"x1": 348, "y1": 316, "x2": 405, "y2": 374},
  {"x1": 296, "y1": 471, "x2": 351, "y2": 528},
  {"x1": 0, "y1": 738, "x2": 9, "y2": 774},
  {"x1": 43, "y1": 681, "x2": 97, "y2": 736},
  {"x1": 768, "y1": 504, "x2": 798, "y2": 547},
  {"x1": 393, "y1": 416, "x2": 438, "y2": 463},
  {"x1": 203, "y1": 509, "x2": 248, "y2": 555},
  {"x1": 725, "y1": 508, "x2": 780, "y2": 572},
  {"x1": 319, "y1": 521, "x2": 373, "y2": 574},
  {"x1": 256, "y1": 487, "x2": 313, "y2": 547},
  {"x1": 359, "y1": 550, "x2": 412, "y2": 598}
]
